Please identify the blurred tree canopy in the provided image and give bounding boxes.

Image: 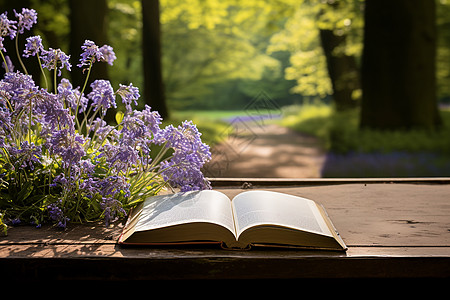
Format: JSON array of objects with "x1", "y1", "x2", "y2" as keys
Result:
[{"x1": 0, "y1": 0, "x2": 449, "y2": 127}]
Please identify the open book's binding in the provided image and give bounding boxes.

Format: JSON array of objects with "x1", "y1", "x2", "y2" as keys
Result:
[{"x1": 118, "y1": 190, "x2": 347, "y2": 251}]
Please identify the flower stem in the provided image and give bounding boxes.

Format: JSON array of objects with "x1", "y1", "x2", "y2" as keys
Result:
[
  {"x1": 75, "y1": 60, "x2": 93, "y2": 132},
  {"x1": 79, "y1": 60, "x2": 93, "y2": 98},
  {"x1": 15, "y1": 35, "x2": 28, "y2": 74},
  {"x1": 28, "y1": 95, "x2": 32, "y2": 143},
  {"x1": 36, "y1": 53, "x2": 49, "y2": 90},
  {"x1": 0, "y1": 51, "x2": 9, "y2": 73},
  {"x1": 54, "y1": 69, "x2": 57, "y2": 95}
]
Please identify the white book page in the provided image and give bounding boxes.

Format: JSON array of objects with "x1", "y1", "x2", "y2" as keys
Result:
[
  {"x1": 232, "y1": 190, "x2": 332, "y2": 238},
  {"x1": 134, "y1": 190, "x2": 236, "y2": 235}
]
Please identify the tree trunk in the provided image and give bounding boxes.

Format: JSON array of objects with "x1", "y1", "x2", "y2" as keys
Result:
[
  {"x1": 69, "y1": 0, "x2": 109, "y2": 88},
  {"x1": 319, "y1": 28, "x2": 360, "y2": 111},
  {"x1": 360, "y1": 0, "x2": 441, "y2": 130},
  {"x1": 69, "y1": 0, "x2": 114, "y2": 122},
  {"x1": 141, "y1": 0, "x2": 168, "y2": 119}
]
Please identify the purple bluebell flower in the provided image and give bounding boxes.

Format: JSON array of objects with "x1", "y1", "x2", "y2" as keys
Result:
[
  {"x1": 2, "y1": 71, "x2": 35, "y2": 91},
  {"x1": 49, "y1": 129, "x2": 86, "y2": 167},
  {"x1": 97, "y1": 175, "x2": 130, "y2": 198},
  {"x1": 130, "y1": 105, "x2": 162, "y2": 139},
  {"x1": 10, "y1": 218, "x2": 21, "y2": 225},
  {"x1": 1, "y1": 71, "x2": 37, "y2": 115},
  {"x1": 90, "y1": 117, "x2": 118, "y2": 141},
  {"x1": 1, "y1": 55, "x2": 14, "y2": 72},
  {"x1": 29, "y1": 88, "x2": 75, "y2": 133},
  {"x1": 100, "y1": 196, "x2": 126, "y2": 227},
  {"x1": 23, "y1": 35, "x2": 43, "y2": 58},
  {"x1": 87, "y1": 79, "x2": 116, "y2": 115},
  {"x1": 99, "y1": 44, "x2": 116, "y2": 66},
  {"x1": 0, "y1": 12, "x2": 17, "y2": 40},
  {"x1": 120, "y1": 114, "x2": 147, "y2": 143},
  {"x1": 57, "y1": 78, "x2": 87, "y2": 113},
  {"x1": 40, "y1": 48, "x2": 71, "y2": 76},
  {"x1": 79, "y1": 159, "x2": 95, "y2": 176},
  {"x1": 0, "y1": 80, "x2": 12, "y2": 101},
  {"x1": 116, "y1": 83, "x2": 139, "y2": 112},
  {"x1": 0, "y1": 106, "x2": 12, "y2": 142},
  {"x1": 78, "y1": 177, "x2": 99, "y2": 196},
  {"x1": 14, "y1": 8, "x2": 37, "y2": 34},
  {"x1": 78, "y1": 40, "x2": 104, "y2": 68},
  {"x1": 156, "y1": 121, "x2": 211, "y2": 191},
  {"x1": 160, "y1": 157, "x2": 211, "y2": 192},
  {"x1": 0, "y1": 36, "x2": 5, "y2": 52},
  {"x1": 115, "y1": 107, "x2": 161, "y2": 165},
  {"x1": 0, "y1": 7, "x2": 212, "y2": 230},
  {"x1": 47, "y1": 200, "x2": 70, "y2": 229},
  {"x1": 57, "y1": 78, "x2": 76, "y2": 107},
  {"x1": 98, "y1": 142, "x2": 139, "y2": 171},
  {"x1": 157, "y1": 121, "x2": 210, "y2": 156},
  {"x1": 8, "y1": 141, "x2": 42, "y2": 170}
]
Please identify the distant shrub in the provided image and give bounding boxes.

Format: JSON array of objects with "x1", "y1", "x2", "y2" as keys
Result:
[
  {"x1": 282, "y1": 104, "x2": 450, "y2": 154},
  {"x1": 281, "y1": 105, "x2": 450, "y2": 177}
]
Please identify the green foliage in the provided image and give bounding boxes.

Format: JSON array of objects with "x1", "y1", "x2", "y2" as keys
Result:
[
  {"x1": 107, "y1": 0, "x2": 143, "y2": 93},
  {"x1": 0, "y1": 211, "x2": 7, "y2": 236},
  {"x1": 281, "y1": 103, "x2": 333, "y2": 139},
  {"x1": 21, "y1": 0, "x2": 450, "y2": 112},
  {"x1": 160, "y1": 0, "x2": 299, "y2": 110},
  {"x1": 0, "y1": 8, "x2": 212, "y2": 233},
  {"x1": 268, "y1": 0, "x2": 364, "y2": 100}
]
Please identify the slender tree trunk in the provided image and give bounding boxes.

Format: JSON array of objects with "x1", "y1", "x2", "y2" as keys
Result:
[
  {"x1": 69, "y1": 0, "x2": 109, "y2": 88},
  {"x1": 319, "y1": 28, "x2": 360, "y2": 111},
  {"x1": 141, "y1": 0, "x2": 168, "y2": 119},
  {"x1": 360, "y1": 0, "x2": 441, "y2": 130},
  {"x1": 69, "y1": 0, "x2": 114, "y2": 122}
]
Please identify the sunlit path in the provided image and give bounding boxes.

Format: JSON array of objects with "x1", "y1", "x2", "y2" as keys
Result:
[{"x1": 204, "y1": 121, "x2": 326, "y2": 178}]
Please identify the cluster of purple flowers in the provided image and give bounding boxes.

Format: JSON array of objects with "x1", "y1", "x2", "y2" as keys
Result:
[
  {"x1": 47, "y1": 200, "x2": 70, "y2": 229},
  {"x1": 0, "y1": 10, "x2": 19, "y2": 50},
  {"x1": 87, "y1": 79, "x2": 116, "y2": 115},
  {"x1": 156, "y1": 121, "x2": 212, "y2": 191},
  {"x1": 14, "y1": 8, "x2": 37, "y2": 34},
  {"x1": 78, "y1": 40, "x2": 117, "y2": 69},
  {"x1": 0, "y1": 8, "x2": 211, "y2": 230}
]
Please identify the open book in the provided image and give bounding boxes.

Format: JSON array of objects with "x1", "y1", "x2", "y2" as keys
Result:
[{"x1": 118, "y1": 190, "x2": 347, "y2": 251}]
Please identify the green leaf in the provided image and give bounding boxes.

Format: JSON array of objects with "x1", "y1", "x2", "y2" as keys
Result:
[{"x1": 16, "y1": 181, "x2": 34, "y2": 203}]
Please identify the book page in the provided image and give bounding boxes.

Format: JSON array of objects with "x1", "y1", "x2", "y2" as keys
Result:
[
  {"x1": 232, "y1": 190, "x2": 332, "y2": 238},
  {"x1": 134, "y1": 190, "x2": 236, "y2": 236}
]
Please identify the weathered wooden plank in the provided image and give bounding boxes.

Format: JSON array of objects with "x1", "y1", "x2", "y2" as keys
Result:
[
  {"x1": 1, "y1": 181, "x2": 450, "y2": 281},
  {"x1": 2, "y1": 182, "x2": 449, "y2": 248},
  {"x1": 216, "y1": 183, "x2": 450, "y2": 247},
  {"x1": 1, "y1": 247, "x2": 449, "y2": 280},
  {"x1": 209, "y1": 177, "x2": 450, "y2": 187}
]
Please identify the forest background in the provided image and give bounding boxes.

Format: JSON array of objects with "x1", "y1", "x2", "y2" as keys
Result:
[{"x1": 1, "y1": 0, "x2": 449, "y2": 177}]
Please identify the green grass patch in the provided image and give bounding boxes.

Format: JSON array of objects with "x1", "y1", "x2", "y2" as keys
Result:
[
  {"x1": 281, "y1": 104, "x2": 450, "y2": 154},
  {"x1": 169, "y1": 109, "x2": 282, "y2": 148},
  {"x1": 166, "y1": 110, "x2": 233, "y2": 147},
  {"x1": 281, "y1": 104, "x2": 450, "y2": 177},
  {"x1": 281, "y1": 104, "x2": 334, "y2": 142}
]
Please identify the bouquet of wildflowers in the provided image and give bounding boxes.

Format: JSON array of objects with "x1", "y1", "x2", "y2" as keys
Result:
[{"x1": 0, "y1": 8, "x2": 211, "y2": 234}]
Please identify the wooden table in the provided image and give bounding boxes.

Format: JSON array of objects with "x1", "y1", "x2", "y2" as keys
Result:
[{"x1": 1, "y1": 178, "x2": 450, "y2": 283}]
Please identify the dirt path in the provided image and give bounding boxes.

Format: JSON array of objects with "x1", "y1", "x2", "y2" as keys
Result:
[{"x1": 203, "y1": 120, "x2": 327, "y2": 178}]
